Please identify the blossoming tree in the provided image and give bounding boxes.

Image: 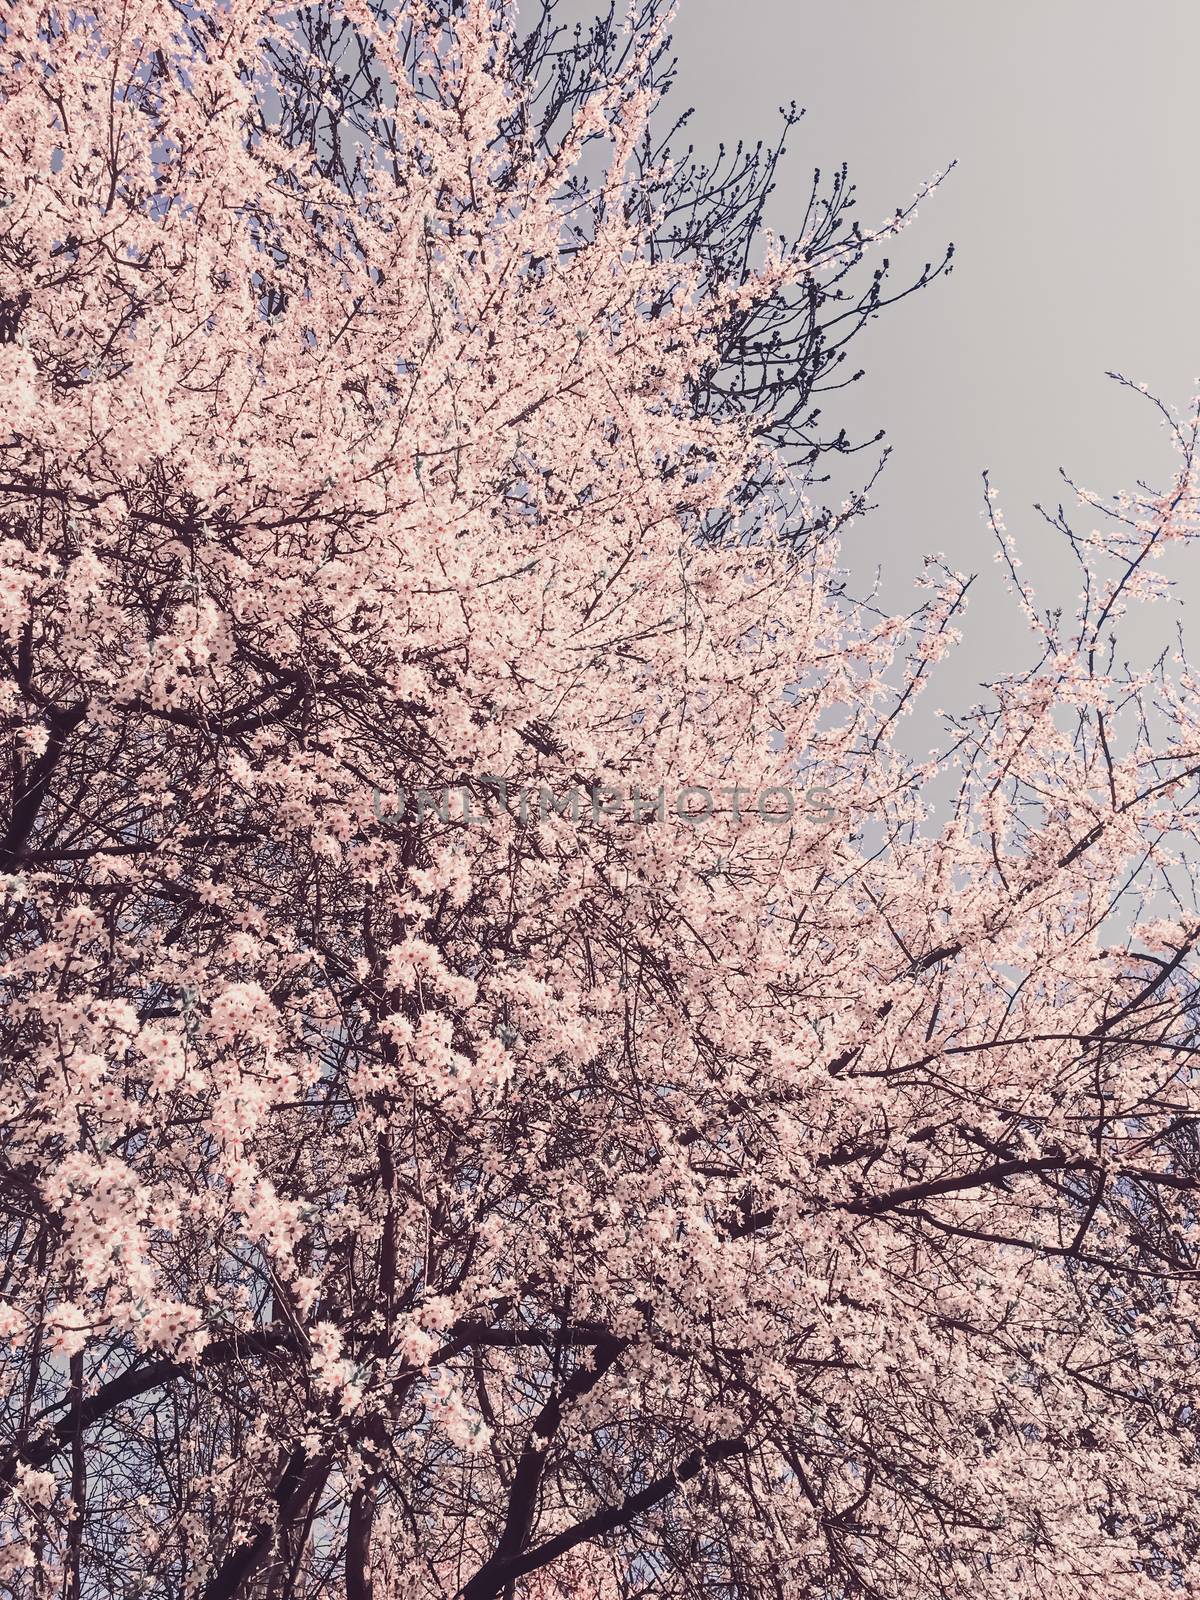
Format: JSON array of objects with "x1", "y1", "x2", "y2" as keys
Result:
[{"x1": 2, "y1": 1, "x2": 1200, "y2": 1598}]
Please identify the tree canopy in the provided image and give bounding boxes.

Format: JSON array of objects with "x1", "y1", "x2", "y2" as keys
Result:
[{"x1": 2, "y1": 2, "x2": 1200, "y2": 1598}]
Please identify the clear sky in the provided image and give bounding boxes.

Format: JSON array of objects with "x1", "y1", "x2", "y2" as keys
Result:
[{"x1": 584, "y1": 0, "x2": 1200, "y2": 737}]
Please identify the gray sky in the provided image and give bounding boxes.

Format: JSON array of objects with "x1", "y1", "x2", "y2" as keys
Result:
[{"x1": 657, "y1": 0, "x2": 1200, "y2": 728}]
